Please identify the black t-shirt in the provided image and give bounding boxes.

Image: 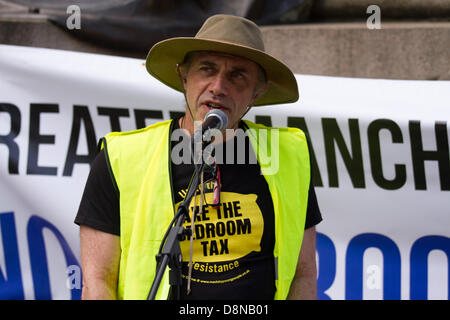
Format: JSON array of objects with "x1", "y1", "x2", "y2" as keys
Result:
[{"x1": 75, "y1": 118, "x2": 322, "y2": 300}]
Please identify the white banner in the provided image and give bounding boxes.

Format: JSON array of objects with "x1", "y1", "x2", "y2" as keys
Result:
[{"x1": 0, "y1": 44, "x2": 449, "y2": 300}]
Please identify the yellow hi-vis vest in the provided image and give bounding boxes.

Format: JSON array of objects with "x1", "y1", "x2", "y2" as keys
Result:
[{"x1": 100, "y1": 119, "x2": 310, "y2": 300}]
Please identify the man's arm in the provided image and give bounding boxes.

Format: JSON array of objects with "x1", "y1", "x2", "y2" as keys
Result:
[
  {"x1": 80, "y1": 225, "x2": 121, "y2": 299},
  {"x1": 287, "y1": 226, "x2": 317, "y2": 300}
]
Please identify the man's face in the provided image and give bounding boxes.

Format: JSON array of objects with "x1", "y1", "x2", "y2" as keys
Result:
[{"x1": 181, "y1": 51, "x2": 264, "y2": 131}]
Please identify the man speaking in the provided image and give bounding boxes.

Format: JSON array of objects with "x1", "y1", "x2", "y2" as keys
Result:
[{"x1": 75, "y1": 14, "x2": 322, "y2": 300}]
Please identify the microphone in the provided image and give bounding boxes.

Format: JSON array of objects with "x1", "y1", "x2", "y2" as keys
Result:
[
  {"x1": 201, "y1": 109, "x2": 228, "y2": 134},
  {"x1": 192, "y1": 109, "x2": 228, "y2": 164},
  {"x1": 193, "y1": 109, "x2": 228, "y2": 142}
]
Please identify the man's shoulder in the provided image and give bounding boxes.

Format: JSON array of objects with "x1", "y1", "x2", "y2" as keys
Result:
[
  {"x1": 99, "y1": 119, "x2": 173, "y2": 154},
  {"x1": 105, "y1": 119, "x2": 173, "y2": 140},
  {"x1": 242, "y1": 120, "x2": 306, "y2": 138},
  {"x1": 104, "y1": 120, "x2": 172, "y2": 143}
]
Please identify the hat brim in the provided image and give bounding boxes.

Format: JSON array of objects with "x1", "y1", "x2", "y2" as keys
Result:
[{"x1": 146, "y1": 37, "x2": 299, "y2": 106}]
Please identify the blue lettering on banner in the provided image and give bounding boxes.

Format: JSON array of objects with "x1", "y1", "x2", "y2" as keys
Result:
[
  {"x1": 316, "y1": 232, "x2": 336, "y2": 300},
  {"x1": 316, "y1": 232, "x2": 449, "y2": 300},
  {"x1": 27, "y1": 215, "x2": 82, "y2": 300},
  {"x1": 345, "y1": 233, "x2": 401, "y2": 300},
  {"x1": 0, "y1": 211, "x2": 81, "y2": 300},
  {"x1": 0, "y1": 212, "x2": 24, "y2": 299},
  {"x1": 1, "y1": 214, "x2": 448, "y2": 300},
  {"x1": 410, "y1": 235, "x2": 450, "y2": 300}
]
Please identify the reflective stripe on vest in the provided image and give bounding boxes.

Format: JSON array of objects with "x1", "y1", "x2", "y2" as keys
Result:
[{"x1": 101, "y1": 119, "x2": 310, "y2": 300}]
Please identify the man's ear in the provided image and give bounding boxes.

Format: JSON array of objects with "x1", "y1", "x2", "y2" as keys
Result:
[
  {"x1": 176, "y1": 64, "x2": 188, "y2": 92},
  {"x1": 251, "y1": 81, "x2": 270, "y2": 105}
]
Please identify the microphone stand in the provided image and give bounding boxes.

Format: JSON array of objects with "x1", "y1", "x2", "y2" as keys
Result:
[{"x1": 147, "y1": 132, "x2": 207, "y2": 300}]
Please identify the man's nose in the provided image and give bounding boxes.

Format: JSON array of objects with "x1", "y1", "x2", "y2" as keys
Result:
[{"x1": 208, "y1": 73, "x2": 228, "y2": 96}]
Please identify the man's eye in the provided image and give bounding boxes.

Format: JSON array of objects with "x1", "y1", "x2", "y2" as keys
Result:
[{"x1": 231, "y1": 71, "x2": 244, "y2": 79}]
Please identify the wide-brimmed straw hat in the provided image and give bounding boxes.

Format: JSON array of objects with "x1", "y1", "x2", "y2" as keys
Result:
[{"x1": 145, "y1": 14, "x2": 299, "y2": 106}]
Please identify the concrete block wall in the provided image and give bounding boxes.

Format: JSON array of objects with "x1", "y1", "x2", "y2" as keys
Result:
[
  {"x1": 1, "y1": 0, "x2": 449, "y2": 80},
  {"x1": 310, "y1": 0, "x2": 450, "y2": 21},
  {"x1": 262, "y1": 22, "x2": 450, "y2": 80}
]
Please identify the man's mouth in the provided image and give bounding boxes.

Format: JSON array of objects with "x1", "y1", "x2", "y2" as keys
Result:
[{"x1": 204, "y1": 102, "x2": 227, "y2": 111}]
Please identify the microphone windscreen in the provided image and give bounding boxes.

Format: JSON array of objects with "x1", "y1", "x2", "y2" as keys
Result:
[{"x1": 204, "y1": 109, "x2": 228, "y2": 131}]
